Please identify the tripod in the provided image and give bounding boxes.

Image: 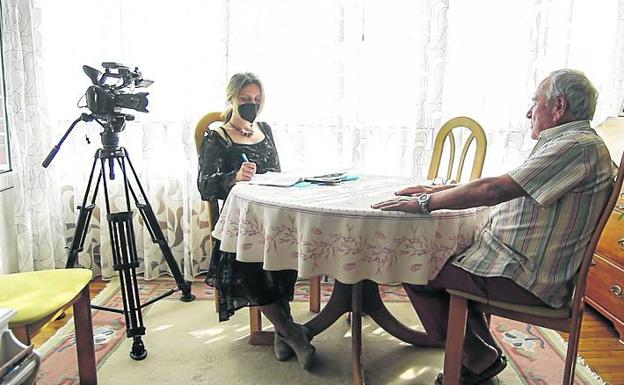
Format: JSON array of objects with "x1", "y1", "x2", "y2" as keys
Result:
[{"x1": 44, "y1": 113, "x2": 195, "y2": 360}]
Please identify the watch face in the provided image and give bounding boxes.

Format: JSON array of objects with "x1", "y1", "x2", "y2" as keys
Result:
[{"x1": 418, "y1": 194, "x2": 430, "y2": 204}]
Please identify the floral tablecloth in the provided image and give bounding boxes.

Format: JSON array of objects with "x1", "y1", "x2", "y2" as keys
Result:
[{"x1": 212, "y1": 176, "x2": 489, "y2": 284}]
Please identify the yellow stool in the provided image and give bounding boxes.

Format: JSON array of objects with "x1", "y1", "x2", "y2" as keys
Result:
[{"x1": 0, "y1": 269, "x2": 97, "y2": 385}]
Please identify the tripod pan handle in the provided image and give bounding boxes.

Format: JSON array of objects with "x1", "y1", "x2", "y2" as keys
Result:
[{"x1": 42, "y1": 145, "x2": 60, "y2": 168}]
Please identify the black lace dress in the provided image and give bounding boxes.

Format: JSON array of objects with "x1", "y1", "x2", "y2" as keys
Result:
[{"x1": 198, "y1": 122, "x2": 297, "y2": 322}]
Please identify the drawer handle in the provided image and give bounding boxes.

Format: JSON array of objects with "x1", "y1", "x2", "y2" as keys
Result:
[
  {"x1": 618, "y1": 239, "x2": 624, "y2": 250},
  {"x1": 611, "y1": 285, "x2": 623, "y2": 298}
]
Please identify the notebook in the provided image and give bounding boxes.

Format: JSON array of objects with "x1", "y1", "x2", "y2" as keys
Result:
[
  {"x1": 248, "y1": 172, "x2": 305, "y2": 187},
  {"x1": 248, "y1": 171, "x2": 350, "y2": 187}
]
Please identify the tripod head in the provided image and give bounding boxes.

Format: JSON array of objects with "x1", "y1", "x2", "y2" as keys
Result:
[{"x1": 42, "y1": 62, "x2": 151, "y2": 168}]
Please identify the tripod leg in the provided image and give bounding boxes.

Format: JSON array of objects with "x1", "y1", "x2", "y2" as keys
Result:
[
  {"x1": 136, "y1": 203, "x2": 195, "y2": 302},
  {"x1": 66, "y1": 154, "x2": 101, "y2": 268},
  {"x1": 109, "y1": 211, "x2": 148, "y2": 360},
  {"x1": 120, "y1": 149, "x2": 195, "y2": 302},
  {"x1": 100, "y1": 154, "x2": 149, "y2": 360}
]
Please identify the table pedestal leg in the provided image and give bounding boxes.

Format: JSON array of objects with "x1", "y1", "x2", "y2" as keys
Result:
[
  {"x1": 360, "y1": 281, "x2": 437, "y2": 346},
  {"x1": 305, "y1": 280, "x2": 435, "y2": 384},
  {"x1": 304, "y1": 280, "x2": 352, "y2": 335},
  {"x1": 250, "y1": 279, "x2": 432, "y2": 385}
]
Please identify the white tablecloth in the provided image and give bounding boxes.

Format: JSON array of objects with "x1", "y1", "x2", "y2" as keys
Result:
[{"x1": 212, "y1": 176, "x2": 489, "y2": 285}]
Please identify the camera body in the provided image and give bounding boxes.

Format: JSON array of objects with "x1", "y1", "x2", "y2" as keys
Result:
[{"x1": 83, "y1": 62, "x2": 153, "y2": 123}]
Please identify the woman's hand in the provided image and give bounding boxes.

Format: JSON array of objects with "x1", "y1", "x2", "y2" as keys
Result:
[
  {"x1": 371, "y1": 196, "x2": 428, "y2": 214},
  {"x1": 235, "y1": 162, "x2": 257, "y2": 182},
  {"x1": 395, "y1": 185, "x2": 433, "y2": 196}
]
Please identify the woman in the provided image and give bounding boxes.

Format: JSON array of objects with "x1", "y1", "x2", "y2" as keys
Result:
[{"x1": 197, "y1": 73, "x2": 315, "y2": 369}]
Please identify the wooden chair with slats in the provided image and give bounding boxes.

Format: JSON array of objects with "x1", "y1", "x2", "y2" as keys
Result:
[
  {"x1": 194, "y1": 112, "x2": 322, "y2": 343},
  {"x1": 441, "y1": 151, "x2": 624, "y2": 385},
  {"x1": 428, "y1": 116, "x2": 487, "y2": 183}
]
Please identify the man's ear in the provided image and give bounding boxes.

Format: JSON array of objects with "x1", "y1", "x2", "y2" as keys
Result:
[{"x1": 553, "y1": 95, "x2": 568, "y2": 120}]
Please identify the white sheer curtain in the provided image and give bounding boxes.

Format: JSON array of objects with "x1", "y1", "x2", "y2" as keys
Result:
[
  {"x1": 442, "y1": 0, "x2": 624, "y2": 175},
  {"x1": 2, "y1": 0, "x2": 67, "y2": 272},
  {"x1": 9, "y1": 0, "x2": 624, "y2": 277}
]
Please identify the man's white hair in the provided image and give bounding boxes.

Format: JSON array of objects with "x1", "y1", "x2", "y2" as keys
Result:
[{"x1": 541, "y1": 69, "x2": 598, "y2": 120}]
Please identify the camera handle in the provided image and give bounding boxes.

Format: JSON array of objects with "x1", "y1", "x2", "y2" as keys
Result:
[{"x1": 42, "y1": 113, "x2": 94, "y2": 168}]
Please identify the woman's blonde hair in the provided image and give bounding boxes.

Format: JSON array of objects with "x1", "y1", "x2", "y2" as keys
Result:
[{"x1": 221, "y1": 72, "x2": 265, "y2": 122}]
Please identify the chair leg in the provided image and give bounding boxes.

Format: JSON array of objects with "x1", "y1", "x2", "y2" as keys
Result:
[
  {"x1": 443, "y1": 295, "x2": 469, "y2": 385},
  {"x1": 11, "y1": 325, "x2": 31, "y2": 346},
  {"x1": 563, "y1": 316, "x2": 583, "y2": 385},
  {"x1": 310, "y1": 276, "x2": 321, "y2": 313},
  {"x1": 351, "y1": 282, "x2": 364, "y2": 385},
  {"x1": 214, "y1": 289, "x2": 220, "y2": 313},
  {"x1": 73, "y1": 285, "x2": 97, "y2": 385},
  {"x1": 249, "y1": 306, "x2": 262, "y2": 334}
]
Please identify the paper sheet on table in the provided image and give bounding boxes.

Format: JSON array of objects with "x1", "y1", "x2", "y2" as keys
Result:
[{"x1": 248, "y1": 172, "x2": 304, "y2": 187}]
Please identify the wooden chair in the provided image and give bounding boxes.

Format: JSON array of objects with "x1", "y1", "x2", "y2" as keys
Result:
[
  {"x1": 428, "y1": 116, "x2": 487, "y2": 183},
  {"x1": 441, "y1": 152, "x2": 624, "y2": 385},
  {"x1": 0, "y1": 268, "x2": 96, "y2": 385},
  {"x1": 194, "y1": 112, "x2": 322, "y2": 342}
]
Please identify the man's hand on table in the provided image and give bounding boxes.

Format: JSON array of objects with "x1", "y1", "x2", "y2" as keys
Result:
[
  {"x1": 372, "y1": 182, "x2": 460, "y2": 213},
  {"x1": 371, "y1": 196, "x2": 430, "y2": 214}
]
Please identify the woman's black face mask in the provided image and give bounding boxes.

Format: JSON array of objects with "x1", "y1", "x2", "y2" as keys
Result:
[{"x1": 238, "y1": 103, "x2": 259, "y2": 123}]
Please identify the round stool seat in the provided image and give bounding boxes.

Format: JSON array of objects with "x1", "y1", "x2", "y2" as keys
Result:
[{"x1": 0, "y1": 269, "x2": 93, "y2": 326}]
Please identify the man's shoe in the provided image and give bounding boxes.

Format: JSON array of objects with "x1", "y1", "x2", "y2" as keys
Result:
[
  {"x1": 274, "y1": 333, "x2": 294, "y2": 361},
  {"x1": 435, "y1": 355, "x2": 507, "y2": 385}
]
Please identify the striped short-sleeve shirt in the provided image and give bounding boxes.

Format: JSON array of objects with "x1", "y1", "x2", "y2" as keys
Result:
[{"x1": 453, "y1": 120, "x2": 615, "y2": 308}]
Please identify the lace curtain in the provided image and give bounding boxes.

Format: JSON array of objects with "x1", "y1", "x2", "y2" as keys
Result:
[
  {"x1": 8, "y1": 0, "x2": 624, "y2": 277},
  {"x1": 2, "y1": 0, "x2": 67, "y2": 272}
]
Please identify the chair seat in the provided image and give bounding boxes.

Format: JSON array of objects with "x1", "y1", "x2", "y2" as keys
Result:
[
  {"x1": 0, "y1": 269, "x2": 93, "y2": 326},
  {"x1": 446, "y1": 289, "x2": 571, "y2": 318}
]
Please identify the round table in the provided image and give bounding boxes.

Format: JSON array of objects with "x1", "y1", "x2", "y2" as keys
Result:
[{"x1": 212, "y1": 175, "x2": 489, "y2": 384}]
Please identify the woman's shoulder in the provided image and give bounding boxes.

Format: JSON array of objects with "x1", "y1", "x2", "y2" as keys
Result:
[
  {"x1": 205, "y1": 127, "x2": 233, "y2": 146},
  {"x1": 199, "y1": 128, "x2": 233, "y2": 156},
  {"x1": 257, "y1": 121, "x2": 274, "y2": 137}
]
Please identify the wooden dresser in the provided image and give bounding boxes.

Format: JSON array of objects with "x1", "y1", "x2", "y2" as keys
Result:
[{"x1": 588, "y1": 116, "x2": 624, "y2": 342}]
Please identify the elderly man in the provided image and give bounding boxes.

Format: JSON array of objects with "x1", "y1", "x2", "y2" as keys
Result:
[{"x1": 372, "y1": 69, "x2": 614, "y2": 385}]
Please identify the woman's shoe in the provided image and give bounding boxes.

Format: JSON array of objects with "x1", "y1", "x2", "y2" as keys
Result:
[
  {"x1": 274, "y1": 333, "x2": 294, "y2": 361},
  {"x1": 279, "y1": 322, "x2": 316, "y2": 370}
]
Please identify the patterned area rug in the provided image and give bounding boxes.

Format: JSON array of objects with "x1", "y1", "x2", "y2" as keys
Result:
[{"x1": 36, "y1": 279, "x2": 605, "y2": 385}]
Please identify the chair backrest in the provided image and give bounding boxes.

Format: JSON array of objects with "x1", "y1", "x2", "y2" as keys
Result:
[
  {"x1": 195, "y1": 111, "x2": 225, "y2": 153},
  {"x1": 570, "y1": 152, "x2": 624, "y2": 316},
  {"x1": 427, "y1": 116, "x2": 487, "y2": 182},
  {"x1": 195, "y1": 111, "x2": 226, "y2": 231}
]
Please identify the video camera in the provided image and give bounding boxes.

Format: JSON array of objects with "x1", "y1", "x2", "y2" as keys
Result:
[
  {"x1": 42, "y1": 62, "x2": 154, "y2": 168},
  {"x1": 83, "y1": 62, "x2": 153, "y2": 120}
]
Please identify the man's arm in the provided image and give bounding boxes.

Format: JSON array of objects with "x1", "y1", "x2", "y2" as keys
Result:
[
  {"x1": 372, "y1": 175, "x2": 527, "y2": 213},
  {"x1": 429, "y1": 175, "x2": 527, "y2": 210},
  {"x1": 395, "y1": 183, "x2": 458, "y2": 196}
]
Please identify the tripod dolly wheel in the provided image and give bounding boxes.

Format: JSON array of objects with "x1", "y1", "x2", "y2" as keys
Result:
[
  {"x1": 130, "y1": 336, "x2": 148, "y2": 360},
  {"x1": 179, "y1": 281, "x2": 196, "y2": 302},
  {"x1": 180, "y1": 293, "x2": 196, "y2": 302}
]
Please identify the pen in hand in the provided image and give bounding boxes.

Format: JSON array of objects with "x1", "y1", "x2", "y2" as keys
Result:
[{"x1": 237, "y1": 152, "x2": 256, "y2": 182}]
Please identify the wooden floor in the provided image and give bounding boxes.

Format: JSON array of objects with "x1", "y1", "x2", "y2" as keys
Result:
[{"x1": 32, "y1": 278, "x2": 624, "y2": 384}]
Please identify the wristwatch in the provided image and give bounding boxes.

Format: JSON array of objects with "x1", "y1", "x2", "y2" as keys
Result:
[{"x1": 417, "y1": 193, "x2": 432, "y2": 214}]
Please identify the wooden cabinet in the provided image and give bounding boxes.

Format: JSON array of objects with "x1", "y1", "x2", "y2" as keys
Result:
[{"x1": 587, "y1": 117, "x2": 624, "y2": 342}]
